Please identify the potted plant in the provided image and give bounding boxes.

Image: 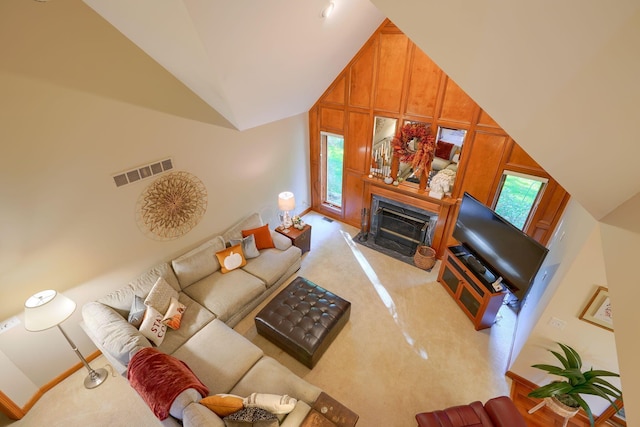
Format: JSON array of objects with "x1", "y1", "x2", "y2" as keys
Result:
[{"x1": 528, "y1": 342, "x2": 622, "y2": 426}]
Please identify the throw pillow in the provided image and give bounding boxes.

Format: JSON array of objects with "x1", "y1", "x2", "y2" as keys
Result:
[
  {"x1": 434, "y1": 140, "x2": 454, "y2": 160},
  {"x1": 243, "y1": 393, "x2": 297, "y2": 415},
  {"x1": 241, "y1": 224, "x2": 275, "y2": 250},
  {"x1": 223, "y1": 407, "x2": 278, "y2": 427},
  {"x1": 215, "y1": 244, "x2": 247, "y2": 274},
  {"x1": 200, "y1": 394, "x2": 244, "y2": 417},
  {"x1": 144, "y1": 276, "x2": 179, "y2": 314},
  {"x1": 138, "y1": 306, "x2": 167, "y2": 346},
  {"x1": 128, "y1": 295, "x2": 146, "y2": 328},
  {"x1": 162, "y1": 297, "x2": 186, "y2": 330},
  {"x1": 230, "y1": 234, "x2": 260, "y2": 259}
]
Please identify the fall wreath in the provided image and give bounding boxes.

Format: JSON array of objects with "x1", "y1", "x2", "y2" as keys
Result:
[{"x1": 392, "y1": 122, "x2": 436, "y2": 176}]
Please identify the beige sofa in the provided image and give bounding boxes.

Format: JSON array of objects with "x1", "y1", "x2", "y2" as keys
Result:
[{"x1": 82, "y1": 212, "x2": 324, "y2": 426}]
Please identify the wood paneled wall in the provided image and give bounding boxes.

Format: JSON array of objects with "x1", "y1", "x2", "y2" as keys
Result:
[{"x1": 309, "y1": 19, "x2": 569, "y2": 252}]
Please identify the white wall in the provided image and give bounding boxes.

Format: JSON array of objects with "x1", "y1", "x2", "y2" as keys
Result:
[
  {"x1": 0, "y1": 70, "x2": 310, "y2": 405},
  {"x1": 511, "y1": 202, "x2": 621, "y2": 415}
]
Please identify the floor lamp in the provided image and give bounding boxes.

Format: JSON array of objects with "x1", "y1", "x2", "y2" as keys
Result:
[{"x1": 24, "y1": 290, "x2": 108, "y2": 389}]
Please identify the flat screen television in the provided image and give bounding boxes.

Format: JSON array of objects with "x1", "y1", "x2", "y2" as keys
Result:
[{"x1": 453, "y1": 192, "x2": 549, "y2": 302}]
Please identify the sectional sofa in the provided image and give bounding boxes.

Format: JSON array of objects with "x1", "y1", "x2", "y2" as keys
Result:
[{"x1": 81, "y1": 212, "x2": 327, "y2": 426}]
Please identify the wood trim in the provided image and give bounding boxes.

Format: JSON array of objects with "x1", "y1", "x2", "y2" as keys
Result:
[{"x1": 1, "y1": 350, "x2": 102, "y2": 419}]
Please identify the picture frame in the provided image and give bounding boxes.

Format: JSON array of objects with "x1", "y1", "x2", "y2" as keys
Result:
[{"x1": 579, "y1": 286, "x2": 613, "y2": 332}]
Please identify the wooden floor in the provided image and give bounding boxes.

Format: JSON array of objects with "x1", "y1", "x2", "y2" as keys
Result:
[{"x1": 508, "y1": 372, "x2": 624, "y2": 427}]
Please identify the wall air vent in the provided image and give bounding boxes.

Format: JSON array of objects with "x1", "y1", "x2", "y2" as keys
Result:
[{"x1": 113, "y1": 158, "x2": 173, "y2": 188}]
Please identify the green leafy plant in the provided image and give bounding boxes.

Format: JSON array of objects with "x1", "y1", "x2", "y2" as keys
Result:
[{"x1": 528, "y1": 343, "x2": 622, "y2": 426}]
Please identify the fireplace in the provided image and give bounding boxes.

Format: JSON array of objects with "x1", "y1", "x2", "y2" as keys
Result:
[{"x1": 370, "y1": 196, "x2": 437, "y2": 257}]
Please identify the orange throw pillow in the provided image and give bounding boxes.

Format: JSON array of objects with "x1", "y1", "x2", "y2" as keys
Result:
[
  {"x1": 241, "y1": 224, "x2": 275, "y2": 250},
  {"x1": 215, "y1": 244, "x2": 247, "y2": 274},
  {"x1": 200, "y1": 394, "x2": 244, "y2": 416}
]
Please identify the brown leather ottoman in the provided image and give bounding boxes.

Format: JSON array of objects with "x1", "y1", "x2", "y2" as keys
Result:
[{"x1": 255, "y1": 276, "x2": 351, "y2": 368}]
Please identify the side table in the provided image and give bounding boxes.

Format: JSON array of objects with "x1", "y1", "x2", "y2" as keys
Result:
[
  {"x1": 301, "y1": 392, "x2": 358, "y2": 427},
  {"x1": 276, "y1": 224, "x2": 311, "y2": 254}
]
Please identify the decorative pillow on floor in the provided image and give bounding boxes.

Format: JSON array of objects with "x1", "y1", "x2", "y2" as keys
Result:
[
  {"x1": 243, "y1": 393, "x2": 297, "y2": 414},
  {"x1": 144, "y1": 276, "x2": 179, "y2": 314},
  {"x1": 200, "y1": 394, "x2": 244, "y2": 416},
  {"x1": 223, "y1": 407, "x2": 278, "y2": 427},
  {"x1": 162, "y1": 297, "x2": 186, "y2": 330},
  {"x1": 128, "y1": 295, "x2": 147, "y2": 328},
  {"x1": 241, "y1": 224, "x2": 275, "y2": 250},
  {"x1": 138, "y1": 306, "x2": 167, "y2": 346},
  {"x1": 230, "y1": 234, "x2": 260, "y2": 259},
  {"x1": 215, "y1": 244, "x2": 247, "y2": 274}
]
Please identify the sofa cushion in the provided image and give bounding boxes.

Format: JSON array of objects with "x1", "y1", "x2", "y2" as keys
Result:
[
  {"x1": 171, "y1": 319, "x2": 264, "y2": 395},
  {"x1": 172, "y1": 236, "x2": 226, "y2": 289},
  {"x1": 242, "y1": 224, "x2": 275, "y2": 250},
  {"x1": 145, "y1": 276, "x2": 179, "y2": 314},
  {"x1": 157, "y1": 293, "x2": 215, "y2": 355},
  {"x1": 241, "y1": 246, "x2": 301, "y2": 288},
  {"x1": 200, "y1": 394, "x2": 244, "y2": 416},
  {"x1": 230, "y1": 234, "x2": 260, "y2": 259},
  {"x1": 128, "y1": 295, "x2": 146, "y2": 328},
  {"x1": 97, "y1": 262, "x2": 180, "y2": 317},
  {"x1": 230, "y1": 357, "x2": 322, "y2": 406},
  {"x1": 221, "y1": 212, "x2": 263, "y2": 243},
  {"x1": 183, "y1": 269, "x2": 266, "y2": 323},
  {"x1": 139, "y1": 306, "x2": 168, "y2": 346},
  {"x1": 170, "y1": 388, "x2": 203, "y2": 420},
  {"x1": 82, "y1": 301, "x2": 151, "y2": 366},
  {"x1": 223, "y1": 407, "x2": 278, "y2": 427},
  {"x1": 162, "y1": 297, "x2": 187, "y2": 330},
  {"x1": 216, "y1": 244, "x2": 247, "y2": 274},
  {"x1": 183, "y1": 403, "x2": 226, "y2": 427}
]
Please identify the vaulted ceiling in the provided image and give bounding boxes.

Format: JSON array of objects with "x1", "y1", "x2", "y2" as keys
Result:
[{"x1": 83, "y1": 0, "x2": 385, "y2": 131}]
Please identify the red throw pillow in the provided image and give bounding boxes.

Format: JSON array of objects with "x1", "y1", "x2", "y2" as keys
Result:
[
  {"x1": 435, "y1": 141, "x2": 454, "y2": 159},
  {"x1": 242, "y1": 224, "x2": 275, "y2": 250}
]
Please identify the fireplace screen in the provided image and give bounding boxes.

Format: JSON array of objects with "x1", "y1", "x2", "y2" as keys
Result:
[{"x1": 372, "y1": 199, "x2": 436, "y2": 257}]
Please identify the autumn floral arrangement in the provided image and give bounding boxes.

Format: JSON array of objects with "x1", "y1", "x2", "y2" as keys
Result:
[{"x1": 392, "y1": 122, "x2": 436, "y2": 177}]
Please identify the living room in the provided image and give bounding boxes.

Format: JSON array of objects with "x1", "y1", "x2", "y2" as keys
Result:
[{"x1": 1, "y1": 1, "x2": 639, "y2": 426}]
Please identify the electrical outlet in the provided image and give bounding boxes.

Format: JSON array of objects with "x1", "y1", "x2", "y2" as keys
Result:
[{"x1": 548, "y1": 316, "x2": 566, "y2": 330}]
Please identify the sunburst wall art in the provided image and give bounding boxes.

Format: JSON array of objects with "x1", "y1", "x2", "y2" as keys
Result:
[{"x1": 136, "y1": 171, "x2": 208, "y2": 240}]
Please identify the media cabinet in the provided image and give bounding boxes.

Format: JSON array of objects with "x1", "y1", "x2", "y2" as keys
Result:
[{"x1": 437, "y1": 245, "x2": 507, "y2": 330}]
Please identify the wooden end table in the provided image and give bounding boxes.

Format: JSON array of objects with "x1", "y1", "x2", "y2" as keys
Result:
[
  {"x1": 276, "y1": 224, "x2": 311, "y2": 254},
  {"x1": 301, "y1": 392, "x2": 358, "y2": 427}
]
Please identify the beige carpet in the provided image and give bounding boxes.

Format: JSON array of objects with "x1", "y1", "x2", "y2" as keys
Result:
[{"x1": 3, "y1": 212, "x2": 515, "y2": 427}]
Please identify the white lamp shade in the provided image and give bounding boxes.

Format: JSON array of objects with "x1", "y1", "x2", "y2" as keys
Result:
[
  {"x1": 24, "y1": 290, "x2": 76, "y2": 331},
  {"x1": 278, "y1": 191, "x2": 295, "y2": 211}
]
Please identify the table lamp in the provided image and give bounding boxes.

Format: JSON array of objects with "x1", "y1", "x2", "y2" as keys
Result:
[
  {"x1": 278, "y1": 191, "x2": 295, "y2": 229},
  {"x1": 24, "y1": 290, "x2": 108, "y2": 389}
]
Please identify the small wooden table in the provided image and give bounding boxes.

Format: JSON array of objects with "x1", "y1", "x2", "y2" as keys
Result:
[
  {"x1": 301, "y1": 392, "x2": 358, "y2": 427},
  {"x1": 276, "y1": 224, "x2": 311, "y2": 254}
]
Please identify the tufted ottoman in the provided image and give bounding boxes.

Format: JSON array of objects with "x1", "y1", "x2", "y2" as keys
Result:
[{"x1": 255, "y1": 276, "x2": 351, "y2": 368}]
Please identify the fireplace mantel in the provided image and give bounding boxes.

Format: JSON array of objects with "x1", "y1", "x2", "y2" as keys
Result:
[{"x1": 362, "y1": 175, "x2": 459, "y2": 258}]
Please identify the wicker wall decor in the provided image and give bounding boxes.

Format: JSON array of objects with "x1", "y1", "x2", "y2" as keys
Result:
[{"x1": 136, "y1": 171, "x2": 207, "y2": 240}]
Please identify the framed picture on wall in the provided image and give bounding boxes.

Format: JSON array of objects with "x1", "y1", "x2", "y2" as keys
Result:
[{"x1": 579, "y1": 286, "x2": 613, "y2": 332}]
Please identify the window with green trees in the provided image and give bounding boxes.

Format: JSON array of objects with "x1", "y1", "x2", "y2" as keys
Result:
[
  {"x1": 494, "y1": 171, "x2": 547, "y2": 230},
  {"x1": 321, "y1": 132, "x2": 344, "y2": 208}
]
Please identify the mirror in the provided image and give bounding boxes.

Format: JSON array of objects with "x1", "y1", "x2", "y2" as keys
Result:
[
  {"x1": 370, "y1": 116, "x2": 397, "y2": 178},
  {"x1": 398, "y1": 125, "x2": 467, "y2": 190}
]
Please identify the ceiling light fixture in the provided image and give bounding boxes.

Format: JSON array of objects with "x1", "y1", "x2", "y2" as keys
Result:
[{"x1": 321, "y1": 1, "x2": 335, "y2": 18}]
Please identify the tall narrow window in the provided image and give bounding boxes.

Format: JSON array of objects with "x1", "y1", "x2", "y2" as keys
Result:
[
  {"x1": 320, "y1": 132, "x2": 344, "y2": 209},
  {"x1": 494, "y1": 171, "x2": 548, "y2": 230}
]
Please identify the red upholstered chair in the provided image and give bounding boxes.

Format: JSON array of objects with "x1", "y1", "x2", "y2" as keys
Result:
[{"x1": 415, "y1": 396, "x2": 527, "y2": 427}]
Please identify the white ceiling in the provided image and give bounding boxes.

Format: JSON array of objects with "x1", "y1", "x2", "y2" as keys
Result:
[{"x1": 83, "y1": 0, "x2": 385, "y2": 131}]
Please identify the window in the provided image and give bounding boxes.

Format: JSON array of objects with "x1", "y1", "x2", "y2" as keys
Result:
[
  {"x1": 493, "y1": 171, "x2": 548, "y2": 230},
  {"x1": 320, "y1": 132, "x2": 344, "y2": 208}
]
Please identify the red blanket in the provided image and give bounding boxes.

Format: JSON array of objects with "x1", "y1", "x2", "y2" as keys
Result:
[{"x1": 127, "y1": 347, "x2": 209, "y2": 420}]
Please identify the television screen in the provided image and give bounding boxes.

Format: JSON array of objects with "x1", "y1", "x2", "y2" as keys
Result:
[{"x1": 453, "y1": 192, "x2": 548, "y2": 301}]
